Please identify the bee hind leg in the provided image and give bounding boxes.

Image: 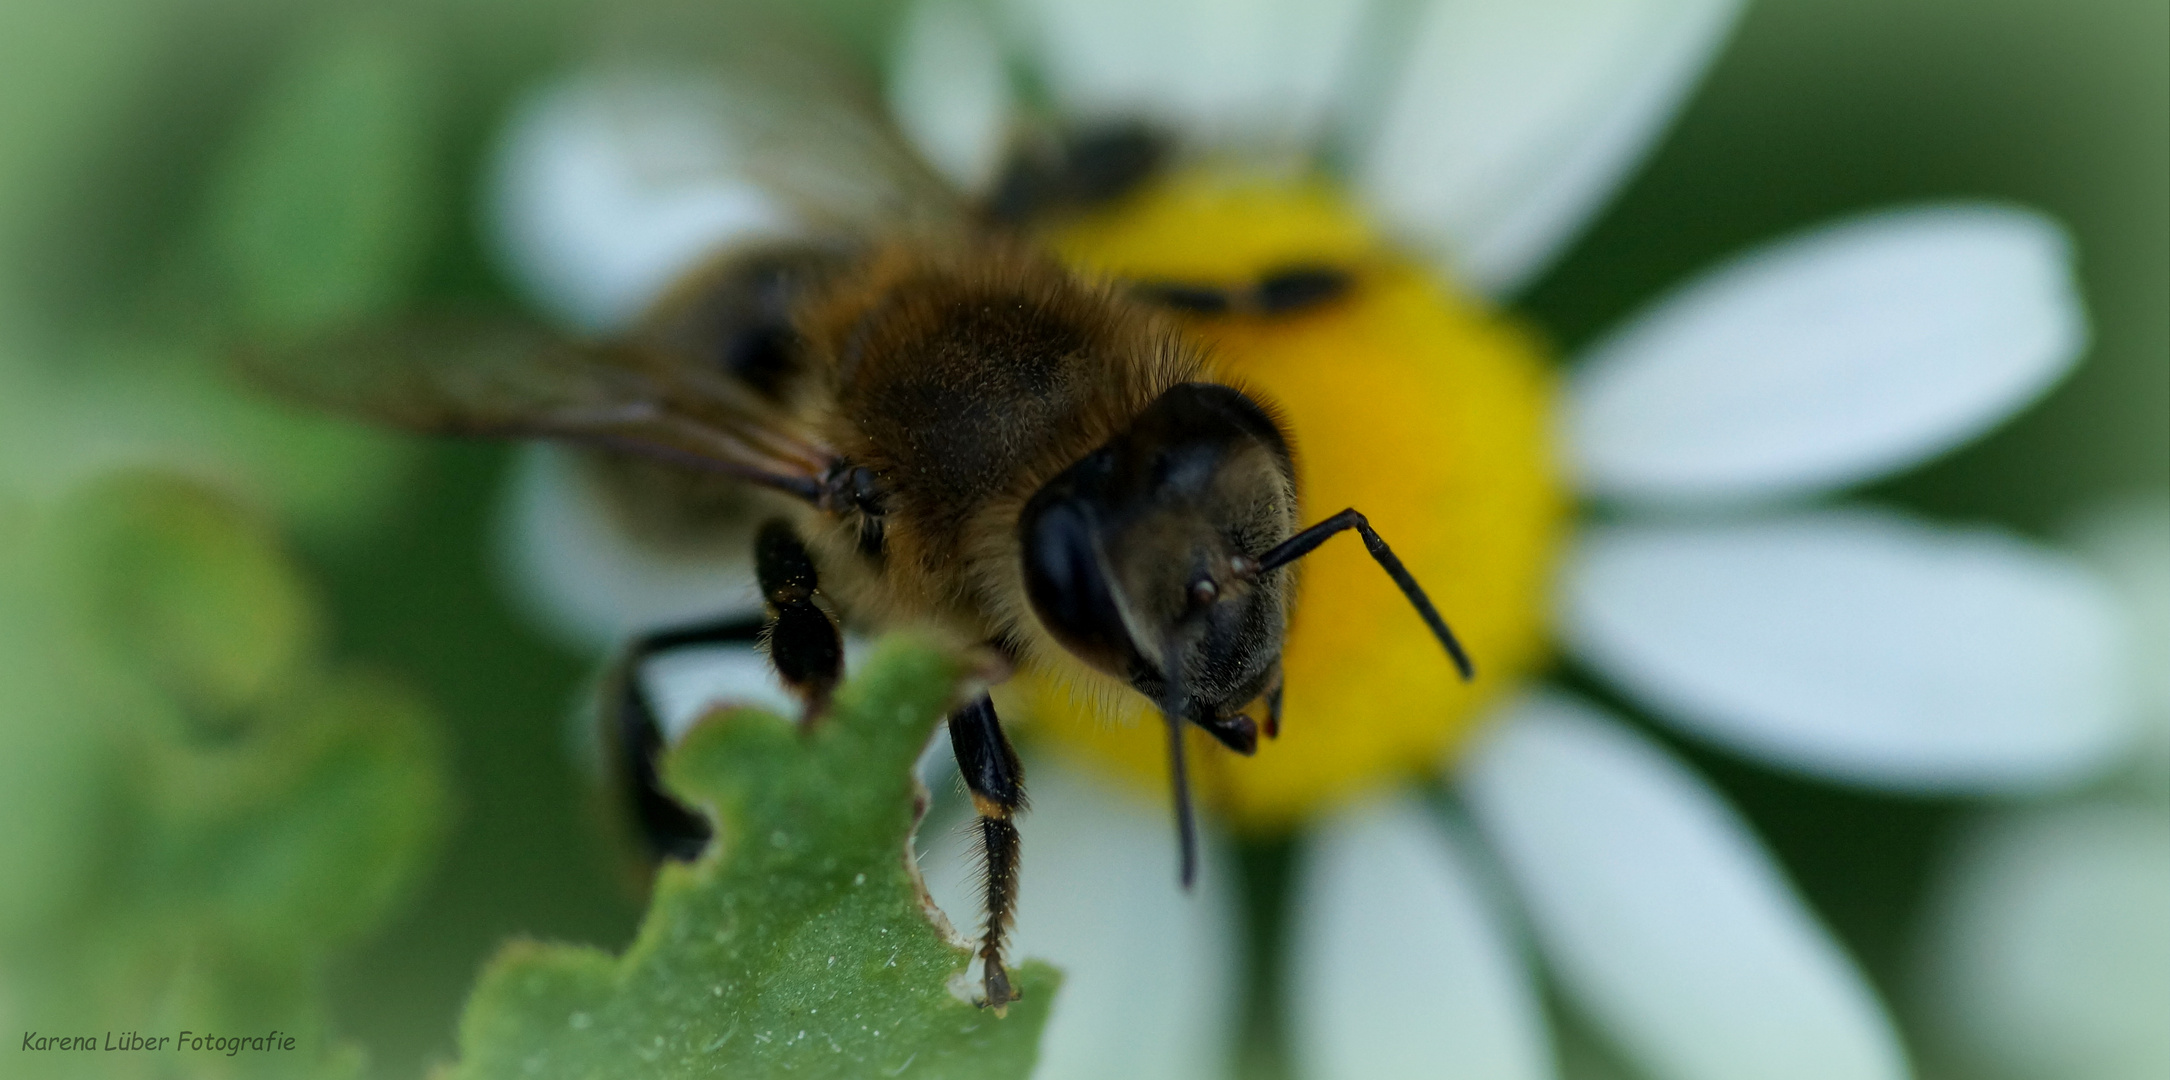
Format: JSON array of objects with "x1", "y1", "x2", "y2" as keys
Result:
[
  {"x1": 947, "y1": 693, "x2": 1027, "y2": 1012},
  {"x1": 607, "y1": 614, "x2": 766, "y2": 862},
  {"x1": 756, "y1": 519, "x2": 843, "y2": 722}
]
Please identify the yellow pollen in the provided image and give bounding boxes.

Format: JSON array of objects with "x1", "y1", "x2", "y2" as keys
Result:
[{"x1": 1002, "y1": 171, "x2": 1568, "y2": 832}]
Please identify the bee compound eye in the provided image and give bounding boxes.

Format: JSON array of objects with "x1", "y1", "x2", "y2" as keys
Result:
[{"x1": 1020, "y1": 496, "x2": 1133, "y2": 669}]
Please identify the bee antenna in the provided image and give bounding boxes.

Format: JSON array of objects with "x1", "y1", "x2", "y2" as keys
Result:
[
  {"x1": 1255, "y1": 508, "x2": 1475, "y2": 681},
  {"x1": 1160, "y1": 638, "x2": 1200, "y2": 890}
]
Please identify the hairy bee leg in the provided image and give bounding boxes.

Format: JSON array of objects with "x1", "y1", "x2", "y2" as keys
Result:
[
  {"x1": 755, "y1": 519, "x2": 843, "y2": 721},
  {"x1": 947, "y1": 693, "x2": 1027, "y2": 1012},
  {"x1": 986, "y1": 122, "x2": 1168, "y2": 224},
  {"x1": 607, "y1": 614, "x2": 766, "y2": 862},
  {"x1": 1263, "y1": 667, "x2": 1283, "y2": 740}
]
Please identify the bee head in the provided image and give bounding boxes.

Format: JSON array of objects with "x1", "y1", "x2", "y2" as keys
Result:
[
  {"x1": 1019, "y1": 383, "x2": 1298, "y2": 731},
  {"x1": 1020, "y1": 381, "x2": 1469, "y2": 889}
]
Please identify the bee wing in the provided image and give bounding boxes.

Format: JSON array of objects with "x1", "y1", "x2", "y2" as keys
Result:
[
  {"x1": 239, "y1": 318, "x2": 835, "y2": 502},
  {"x1": 672, "y1": 17, "x2": 967, "y2": 234},
  {"x1": 498, "y1": 10, "x2": 970, "y2": 331}
]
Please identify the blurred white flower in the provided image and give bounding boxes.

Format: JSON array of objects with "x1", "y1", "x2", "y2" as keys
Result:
[
  {"x1": 479, "y1": 1, "x2": 2140, "y2": 1078},
  {"x1": 1915, "y1": 494, "x2": 2169, "y2": 1080}
]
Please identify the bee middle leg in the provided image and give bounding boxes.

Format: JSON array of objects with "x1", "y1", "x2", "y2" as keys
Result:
[
  {"x1": 607, "y1": 613, "x2": 766, "y2": 862},
  {"x1": 756, "y1": 519, "x2": 843, "y2": 720},
  {"x1": 947, "y1": 692, "x2": 1027, "y2": 1011}
]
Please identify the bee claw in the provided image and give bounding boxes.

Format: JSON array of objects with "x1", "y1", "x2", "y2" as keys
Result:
[{"x1": 979, "y1": 960, "x2": 1019, "y2": 1015}]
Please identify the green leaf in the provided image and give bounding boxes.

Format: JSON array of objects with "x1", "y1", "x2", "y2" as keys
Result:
[
  {"x1": 450, "y1": 638, "x2": 1060, "y2": 1080},
  {"x1": 203, "y1": 12, "x2": 441, "y2": 334},
  {"x1": 56, "y1": 469, "x2": 317, "y2": 714},
  {"x1": 0, "y1": 488, "x2": 114, "y2": 941},
  {"x1": 0, "y1": 329, "x2": 417, "y2": 537},
  {"x1": 143, "y1": 667, "x2": 449, "y2": 957},
  {"x1": 0, "y1": 470, "x2": 449, "y2": 1079}
]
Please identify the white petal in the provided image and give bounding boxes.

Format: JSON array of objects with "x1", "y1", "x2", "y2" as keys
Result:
[
  {"x1": 489, "y1": 72, "x2": 795, "y2": 334},
  {"x1": 1358, "y1": 0, "x2": 1743, "y2": 296},
  {"x1": 1568, "y1": 205, "x2": 2087, "y2": 505},
  {"x1": 917, "y1": 763, "x2": 1239, "y2": 1080},
  {"x1": 888, "y1": 0, "x2": 1014, "y2": 192},
  {"x1": 1460, "y1": 693, "x2": 1909, "y2": 1080},
  {"x1": 1560, "y1": 510, "x2": 2137, "y2": 791},
  {"x1": 636, "y1": 636, "x2": 883, "y2": 743},
  {"x1": 497, "y1": 445, "x2": 760, "y2": 652},
  {"x1": 1919, "y1": 803, "x2": 2170, "y2": 1080},
  {"x1": 2067, "y1": 494, "x2": 2170, "y2": 778},
  {"x1": 1289, "y1": 796, "x2": 1554, "y2": 1080},
  {"x1": 1002, "y1": 0, "x2": 1368, "y2": 145},
  {"x1": 641, "y1": 643, "x2": 795, "y2": 742}
]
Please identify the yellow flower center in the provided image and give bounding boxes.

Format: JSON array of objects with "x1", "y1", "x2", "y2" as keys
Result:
[{"x1": 1001, "y1": 170, "x2": 1569, "y2": 832}]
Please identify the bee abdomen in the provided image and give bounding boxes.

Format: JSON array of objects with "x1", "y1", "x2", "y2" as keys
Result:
[{"x1": 643, "y1": 243, "x2": 854, "y2": 403}]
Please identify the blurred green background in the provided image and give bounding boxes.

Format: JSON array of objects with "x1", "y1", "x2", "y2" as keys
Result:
[{"x1": 0, "y1": 0, "x2": 2161, "y2": 1077}]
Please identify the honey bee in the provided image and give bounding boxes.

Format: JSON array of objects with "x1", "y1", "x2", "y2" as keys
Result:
[{"x1": 244, "y1": 31, "x2": 1470, "y2": 1012}]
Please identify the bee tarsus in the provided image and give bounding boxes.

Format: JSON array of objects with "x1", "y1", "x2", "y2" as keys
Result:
[
  {"x1": 1253, "y1": 265, "x2": 1352, "y2": 314},
  {"x1": 1131, "y1": 281, "x2": 1234, "y2": 315},
  {"x1": 1130, "y1": 264, "x2": 1355, "y2": 319},
  {"x1": 985, "y1": 121, "x2": 1169, "y2": 225},
  {"x1": 946, "y1": 693, "x2": 1026, "y2": 1011}
]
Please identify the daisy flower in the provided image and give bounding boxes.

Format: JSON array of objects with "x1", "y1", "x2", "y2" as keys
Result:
[{"x1": 481, "y1": 1, "x2": 2137, "y2": 1078}]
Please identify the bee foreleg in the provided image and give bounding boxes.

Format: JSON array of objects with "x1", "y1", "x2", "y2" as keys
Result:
[
  {"x1": 608, "y1": 614, "x2": 766, "y2": 862},
  {"x1": 756, "y1": 519, "x2": 843, "y2": 721},
  {"x1": 946, "y1": 693, "x2": 1027, "y2": 1013}
]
